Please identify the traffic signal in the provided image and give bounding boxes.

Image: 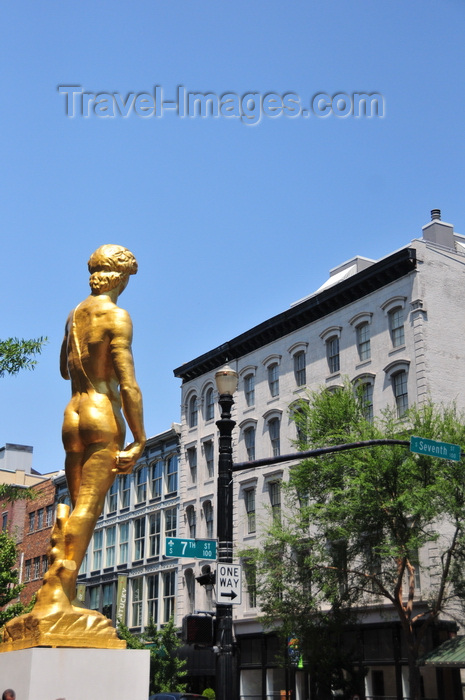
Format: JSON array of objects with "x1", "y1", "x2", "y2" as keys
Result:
[{"x1": 182, "y1": 614, "x2": 214, "y2": 645}]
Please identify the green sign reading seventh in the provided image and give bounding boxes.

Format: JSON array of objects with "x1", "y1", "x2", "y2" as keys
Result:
[
  {"x1": 165, "y1": 537, "x2": 217, "y2": 560},
  {"x1": 410, "y1": 436, "x2": 462, "y2": 462}
]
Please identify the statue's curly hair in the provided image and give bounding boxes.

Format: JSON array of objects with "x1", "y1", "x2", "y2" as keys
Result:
[{"x1": 88, "y1": 244, "x2": 138, "y2": 293}]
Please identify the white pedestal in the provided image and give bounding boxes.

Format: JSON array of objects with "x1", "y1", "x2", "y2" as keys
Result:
[{"x1": 0, "y1": 647, "x2": 150, "y2": 700}]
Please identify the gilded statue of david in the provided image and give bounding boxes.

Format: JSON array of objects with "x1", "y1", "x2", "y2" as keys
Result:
[{"x1": 2, "y1": 245, "x2": 146, "y2": 650}]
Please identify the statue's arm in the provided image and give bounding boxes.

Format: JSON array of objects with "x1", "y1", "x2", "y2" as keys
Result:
[
  {"x1": 110, "y1": 309, "x2": 146, "y2": 472},
  {"x1": 60, "y1": 318, "x2": 71, "y2": 380}
]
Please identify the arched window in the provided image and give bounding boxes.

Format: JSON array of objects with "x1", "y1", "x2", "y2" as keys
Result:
[
  {"x1": 185, "y1": 568, "x2": 195, "y2": 614},
  {"x1": 204, "y1": 387, "x2": 215, "y2": 421},
  {"x1": 382, "y1": 296, "x2": 406, "y2": 349},
  {"x1": 384, "y1": 360, "x2": 410, "y2": 419},
  {"x1": 203, "y1": 500, "x2": 214, "y2": 538},
  {"x1": 268, "y1": 417, "x2": 280, "y2": 457},
  {"x1": 135, "y1": 465, "x2": 147, "y2": 503},
  {"x1": 244, "y1": 426, "x2": 256, "y2": 461},
  {"x1": 188, "y1": 395, "x2": 198, "y2": 428},
  {"x1": 244, "y1": 373, "x2": 255, "y2": 406},
  {"x1": 294, "y1": 351, "x2": 306, "y2": 386},
  {"x1": 263, "y1": 355, "x2": 281, "y2": 398},
  {"x1": 393, "y1": 371, "x2": 408, "y2": 417},
  {"x1": 186, "y1": 505, "x2": 196, "y2": 538}
]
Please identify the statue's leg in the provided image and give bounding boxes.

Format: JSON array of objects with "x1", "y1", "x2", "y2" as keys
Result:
[{"x1": 62, "y1": 444, "x2": 117, "y2": 602}]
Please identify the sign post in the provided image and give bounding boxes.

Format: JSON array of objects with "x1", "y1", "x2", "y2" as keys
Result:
[
  {"x1": 165, "y1": 537, "x2": 217, "y2": 559},
  {"x1": 410, "y1": 436, "x2": 462, "y2": 462},
  {"x1": 217, "y1": 563, "x2": 242, "y2": 605}
]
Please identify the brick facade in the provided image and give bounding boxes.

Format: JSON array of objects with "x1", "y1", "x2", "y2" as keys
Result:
[{"x1": 18, "y1": 478, "x2": 56, "y2": 604}]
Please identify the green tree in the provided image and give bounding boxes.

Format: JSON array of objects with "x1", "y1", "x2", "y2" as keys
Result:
[
  {"x1": 0, "y1": 337, "x2": 47, "y2": 378},
  {"x1": 0, "y1": 485, "x2": 36, "y2": 627},
  {"x1": 118, "y1": 618, "x2": 187, "y2": 693},
  {"x1": 253, "y1": 384, "x2": 465, "y2": 700},
  {"x1": 0, "y1": 530, "x2": 28, "y2": 627}
]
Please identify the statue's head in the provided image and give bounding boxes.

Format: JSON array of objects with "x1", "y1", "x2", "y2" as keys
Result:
[{"x1": 88, "y1": 244, "x2": 138, "y2": 294}]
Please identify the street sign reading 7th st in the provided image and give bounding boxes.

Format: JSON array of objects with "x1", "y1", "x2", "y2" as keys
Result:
[
  {"x1": 410, "y1": 436, "x2": 462, "y2": 462},
  {"x1": 165, "y1": 537, "x2": 217, "y2": 559}
]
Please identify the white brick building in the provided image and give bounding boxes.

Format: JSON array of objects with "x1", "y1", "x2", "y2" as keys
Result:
[{"x1": 173, "y1": 211, "x2": 465, "y2": 699}]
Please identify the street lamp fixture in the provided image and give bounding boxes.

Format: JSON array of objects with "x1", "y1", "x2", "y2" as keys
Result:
[{"x1": 215, "y1": 364, "x2": 238, "y2": 700}]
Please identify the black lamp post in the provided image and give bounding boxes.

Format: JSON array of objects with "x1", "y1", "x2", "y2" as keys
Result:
[{"x1": 215, "y1": 365, "x2": 238, "y2": 700}]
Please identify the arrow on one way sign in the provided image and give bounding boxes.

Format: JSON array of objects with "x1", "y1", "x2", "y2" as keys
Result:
[{"x1": 217, "y1": 563, "x2": 242, "y2": 606}]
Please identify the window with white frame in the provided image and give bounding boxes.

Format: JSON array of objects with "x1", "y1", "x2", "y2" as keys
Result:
[
  {"x1": 327, "y1": 336, "x2": 340, "y2": 374},
  {"x1": 393, "y1": 370, "x2": 408, "y2": 417},
  {"x1": 165, "y1": 454, "x2": 178, "y2": 494},
  {"x1": 46, "y1": 505, "x2": 54, "y2": 527},
  {"x1": 42, "y1": 554, "x2": 48, "y2": 574},
  {"x1": 80, "y1": 550, "x2": 88, "y2": 575},
  {"x1": 105, "y1": 526, "x2": 116, "y2": 567},
  {"x1": 244, "y1": 425, "x2": 256, "y2": 462},
  {"x1": 135, "y1": 465, "x2": 147, "y2": 503},
  {"x1": 320, "y1": 327, "x2": 342, "y2": 375},
  {"x1": 92, "y1": 530, "x2": 103, "y2": 570},
  {"x1": 188, "y1": 395, "x2": 198, "y2": 428},
  {"x1": 119, "y1": 521, "x2": 129, "y2": 564},
  {"x1": 268, "y1": 417, "x2": 280, "y2": 457},
  {"x1": 203, "y1": 500, "x2": 214, "y2": 538},
  {"x1": 131, "y1": 577, "x2": 143, "y2": 627},
  {"x1": 165, "y1": 507, "x2": 177, "y2": 539},
  {"x1": 357, "y1": 322, "x2": 371, "y2": 361},
  {"x1": 268, "y1": 363, "x2": 279, "y2": 397},
  {"x1": 244, "y1": 373, "x2": 255, "y2": 407},
  {"x1": 120, "y1": 475, "x2": 131, "y2": 509},
  {"x1": 102, "y1": 582, "x2": 113, "y2": 619},
  {"x1": 147, "y1": 573, "x2": 159, "y2": 625},
  {"x1": 389, "y1": 307, "x2": 405, "y2": 348},
  {"x1": 28, "y1": 512, "x2": 35, "y2": 532},
  {"x1": 33, "y1": 556, "x2": 41, "y2": 580},
  {"x1": 204, "y1": 440, "x2": 214, "y2": 478},
  {"x1": 187, "y1": 446, "x2": 197, "y2": 484},
  {"x1": 244, "y1": 488, "x2": 256, "y2": 534},
  {"x1": 90, "y1": 585, "x2": 100, "y2": 611},
  {"x1": 204, "y1": 387, "x2": 215, "y2": 421},
  {"x1": 107, "y1": 480, "x2": 118, "y2": 512},
  {"x1": 37, "y1": 508, "x2": 44, "y2": 529},
  {"x1": 243, "y1": 557, "x2": 257, "y2": 608},
  {"x1": 163, "y1": 570, "x2": 176, "y2": 622},
  {"x1": 151, "y1": 460, "x2": 163, "y2": 499},
  {"x1": 187, "y1": 505, "x2": 196, "y2": 538},
  {"x1": 382, "y1": 297, "x2": 407, "y2": 349},
  {"x1": 25, "y1": 559, "x2": 31, "y2": 582},
  {"x1": 149, "y1": 512, "x2": 161, "y2": 557},
  {"x1": 185, "y1": 568, "x2": 195, "y2": 614},
  {"x1": 294, "y1": 351, "x2": 306, "y2": 387},
  {"x1": 269, "y1": 481, "x2": 282, "y2": 523},
  {"x1": 133, "y1": 517, "x2": 145, "y2": 560},
  {"x1": 361, "y1": 381, "x2": 374, "y2": 422}
]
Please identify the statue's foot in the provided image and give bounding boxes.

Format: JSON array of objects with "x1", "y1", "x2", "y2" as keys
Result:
[{"x1": 1, "y1": 608, "x2": 125, "y2": 650}]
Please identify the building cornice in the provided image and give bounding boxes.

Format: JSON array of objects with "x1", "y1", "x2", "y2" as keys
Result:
[{"x1": 173, "y1": 247, "x2": 417, "y2": 383}]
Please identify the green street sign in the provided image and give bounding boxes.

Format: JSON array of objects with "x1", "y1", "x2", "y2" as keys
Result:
[
  {"x1": 165, "y1": 537, "x2": 217, "y2": 559},
  {"x1": 410, "y1": 436, "x2": 462, "y2": 462}
]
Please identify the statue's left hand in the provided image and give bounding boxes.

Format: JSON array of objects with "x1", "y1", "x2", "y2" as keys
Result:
[{"x1": 112, "y1": 442, "x2": 145, "y2": 474}]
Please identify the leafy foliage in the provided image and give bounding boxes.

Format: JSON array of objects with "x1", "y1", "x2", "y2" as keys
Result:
[
  {"x1": 0, "y1": 484, "x2": 35, "y2": 503},
  {"x1": 0, "y1": 531, "x2": 27, "y2": 627},
  {"x1": 118, "y1": 618, "x2": 187, "y2": 693},
  {"x1": 0, "y1": 337, "x2": 47, "y2": 378},
  {"x1": 252, "y1": 384, "x2": 465, "y2": 700}
]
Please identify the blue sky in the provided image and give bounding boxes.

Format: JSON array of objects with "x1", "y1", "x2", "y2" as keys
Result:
[{"x1": 1, "y1": 0, "x2": 465, "y2": 474}]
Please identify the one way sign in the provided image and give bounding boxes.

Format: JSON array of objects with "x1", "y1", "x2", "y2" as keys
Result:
[{"x1": 217, "y1": 563, "x2": 242, "y2": 605}]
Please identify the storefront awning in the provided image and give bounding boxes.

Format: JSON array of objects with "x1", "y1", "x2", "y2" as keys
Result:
[{"x1": 419, "y1": 636, "x2": 465, "y2": 667}]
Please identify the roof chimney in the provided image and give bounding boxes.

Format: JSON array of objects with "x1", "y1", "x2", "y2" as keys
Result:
[{"x1": 422, "y1": 209, "x2": 454, "y2": 249}]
